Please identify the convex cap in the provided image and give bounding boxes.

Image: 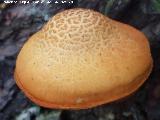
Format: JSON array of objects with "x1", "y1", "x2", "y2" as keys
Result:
[{"x1": 14, "y1": 8, "x2": 153, "y2": 109}]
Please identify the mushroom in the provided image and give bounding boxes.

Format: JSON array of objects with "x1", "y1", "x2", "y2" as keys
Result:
[{"x1": 14, "y1": 8, "x2": 153, "y2": 109}]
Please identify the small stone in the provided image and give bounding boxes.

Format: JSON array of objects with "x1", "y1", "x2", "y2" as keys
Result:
[
  {"x1": 105, "y1": 112, "x2": 115, "y2": 120},
  {"x1": 123, "y1": 111, "x2": 132, "y2": 117},
  {"x1": 16, "y1": 106, "x2": 40, "y2": 120}
]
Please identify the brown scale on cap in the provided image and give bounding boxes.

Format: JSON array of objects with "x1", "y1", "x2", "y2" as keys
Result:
[{"x1": 14, "y1": 8, "x2": 153, "y2": 109}]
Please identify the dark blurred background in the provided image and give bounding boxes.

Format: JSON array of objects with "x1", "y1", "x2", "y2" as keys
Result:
[{"x1": 0, "y1": 0, "x2": 160, "y2": 120}]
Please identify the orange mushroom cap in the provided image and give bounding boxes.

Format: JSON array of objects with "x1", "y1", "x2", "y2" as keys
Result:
[{"x1": 14, "y1": 8, "x2": 153, "y2": 109}]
